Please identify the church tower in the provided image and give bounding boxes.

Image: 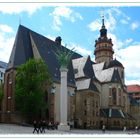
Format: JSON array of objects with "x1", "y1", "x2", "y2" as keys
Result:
[{"x1": 94, "y1": 16, "x2": 114, "y2": 64}]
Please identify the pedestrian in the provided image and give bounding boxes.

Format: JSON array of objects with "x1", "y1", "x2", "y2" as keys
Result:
[
  {"x1": 41, "y1": 119, "x2": 46, "y2": 133},
  {"x1": 102, "y1": 124, "x2": 106, "y2": 133},
  {"x1": 135, "y1": 125, "x2": 138, "y2": 133},
  {"x1": 123, "y1": 125, "x2": 126, "y2": 132},
  {"x1": 38, "y1": 120, "x2": 42, "y2": 133},
  {"x1": 33, "y1": 120, "x2": 39, "y2": 134}
]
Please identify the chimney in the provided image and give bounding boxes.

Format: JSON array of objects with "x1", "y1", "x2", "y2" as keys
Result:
[{"x1": 55, "y1": 36, "x2": 62, "y2": 46}]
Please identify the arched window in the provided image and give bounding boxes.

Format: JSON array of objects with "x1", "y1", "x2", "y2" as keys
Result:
[
  {"x1": 114, "y1": 120, "x2": 116, "y2": 126},
  {"x1": 117, "y1": 120, "x2": 120, "y2": 126},
  {"x1": 112, "y1": 88, "x2": 117, "y2": 105}
]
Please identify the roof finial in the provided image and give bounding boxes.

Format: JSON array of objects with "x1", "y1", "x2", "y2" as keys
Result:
[
  {"x1": 100, "y1": 8, "x2": 105, "y2": 28},
  {"x1": 102, "y1": 15, "x2": 105, "y2": 27}
]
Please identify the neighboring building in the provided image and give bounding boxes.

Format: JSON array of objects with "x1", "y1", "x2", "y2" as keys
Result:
[
  {"x1": 127, "y1": 85, "x2": 140, "y2": 126},
  {"x1": 0, "y1": 61, "x2": 7, "y2": 118},
  {"x1": 1, "y1": 16, "x2": 136, "y2": 129},
  {"x1": 0, "y1": 61, "x2": 7, "y2": 84},
  {"x1": 127, "y1": 85, "x2": 140, "y2": 103}
]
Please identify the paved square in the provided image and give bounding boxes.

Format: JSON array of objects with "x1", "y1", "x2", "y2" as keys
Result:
[{"x1": 0, "y1": 123, "x2": 139, "y2": 135}]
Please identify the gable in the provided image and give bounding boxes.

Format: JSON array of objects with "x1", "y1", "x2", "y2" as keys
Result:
[{"x1": 7, "y1": 25, "x2": 82, "y2": 87}]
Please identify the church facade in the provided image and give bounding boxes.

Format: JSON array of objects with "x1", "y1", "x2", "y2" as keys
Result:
[{"x1": 1, "y1": 17, "x2": 136, "y2": 129}]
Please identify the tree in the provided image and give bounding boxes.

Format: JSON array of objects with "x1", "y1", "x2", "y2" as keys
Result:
[{"x1": 15, "y1": 58, "x2": 52, "y2": 122}]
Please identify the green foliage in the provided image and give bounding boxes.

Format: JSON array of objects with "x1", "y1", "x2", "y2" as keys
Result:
[
  {"x1": 0, "y1": 84, "x2": 4, "y2": 103},
  {"x1": 54, "y1": 45, "x2": 75, "y2": 68},
  {"x1": 15, "y1": 58, "x2": 52, "y2": 120}
]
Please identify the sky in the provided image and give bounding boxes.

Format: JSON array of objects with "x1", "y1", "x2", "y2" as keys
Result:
[{"x1": 0, "y1": 3, "x2": 140, "y2": 85}]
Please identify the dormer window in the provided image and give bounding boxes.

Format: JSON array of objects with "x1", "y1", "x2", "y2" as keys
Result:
[{"x1": 74, "y1": 69, "x2": 78, "y2": 74}]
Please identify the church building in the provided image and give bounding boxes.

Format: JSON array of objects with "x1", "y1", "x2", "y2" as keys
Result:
[{"x1": 1, "y1": 16, "x2": 135, "y2": 129}]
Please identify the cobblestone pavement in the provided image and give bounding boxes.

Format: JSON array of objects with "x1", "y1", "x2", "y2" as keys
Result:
[{"x1": 0, "y1": 123, "x2": 139, "y2": 135}]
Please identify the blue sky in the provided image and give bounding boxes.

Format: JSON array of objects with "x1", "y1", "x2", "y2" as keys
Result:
[{"x1": 0, "y1": 4, "x2": 140, "y2": 85}]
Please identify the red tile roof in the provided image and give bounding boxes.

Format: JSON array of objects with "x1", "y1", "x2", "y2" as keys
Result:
[{"x1": 127, "y1": 85, "x2": 140, "y2": 93}]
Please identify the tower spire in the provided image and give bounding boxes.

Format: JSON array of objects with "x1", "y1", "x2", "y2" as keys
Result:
[
  {"x1": 101, "y1": 14, "x2": 105, "y2": 28},
  {"x1": 100, "y1": 8, "x2": 105, "y2": 29},
  {"x1": 94, "y1": 10, "x2": 114, "y2": 64},
  {"x1": 100, "y1": 10, "x2": 107, "y2": 38}
]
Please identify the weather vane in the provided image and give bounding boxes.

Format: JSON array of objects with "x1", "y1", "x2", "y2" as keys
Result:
[
  {"x1": 100, "y1": 7, "x2": 105, "y2": 27},
  {"x1": 100, "y1": 7, "x2": 105, "y2": 20}
]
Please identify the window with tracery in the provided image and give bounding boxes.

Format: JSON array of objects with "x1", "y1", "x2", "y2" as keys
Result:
[{"x1": 112, "y1": 88, "x2": 117, "y2": 105}]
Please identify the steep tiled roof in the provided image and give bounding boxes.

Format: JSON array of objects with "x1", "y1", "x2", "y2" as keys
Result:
[
  {"x1": 108, "y1": 59, "x2": 124, "y2": 68},
  {"x1": 72, "y1": 57, "x2": 88, "y2": 79},
  {"x1": 100, "y1": 108, "x2": 126, "y2": 118},
  {"x1": 72, "y1": 56, "x2": 96, "y2": 80},
  {"x1": 0, "y1": 61, "x2": 7, "y2": 69},
  {"x1": 93, "y1": 65, "x2": 114, "y2": 83},
  {"x1": 127, "y1": 85, "x2": 140, "y2": 93},
  {"x1": 7, "y1": 25, "x2": 82, "y2": 87},
  {"x1": 93, "y1": 61, "x2": 123, "y2": 84},
  {"x1": 111, "y1": 69, "x2": 122, "y2": 83},
  {"x1": 76, "y1": 78, "x2": 98, "y2": 92},
  {"x1": 83, "y1": 56, "x2": 96, "y2": 79},
  {"x1": 7, "y1": 25, "x2": 34, "y2": 69}
]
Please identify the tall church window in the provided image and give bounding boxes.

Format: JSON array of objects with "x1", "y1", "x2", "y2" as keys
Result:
[
  {"x1": 123, "y1": 96, "x2": 125, "y2": 106},
  {"x1": 84, "y1": 99, "x2": 87, "y2": 106},
  {"x1": 109, "y1": 86, "x2": 112, "y2": 105},
  {"x1": 112, "y1": 88, "x2": 117, "y2": 105},
  {"x1": 84, "y1": 110, "x2": 87, "y2": 116},
  {"x1": 118, "y1": 88, "x2": 121, "y2": 105},
  {"x1": 121, "y1": 71, "x2": 124, "y2": 79}
]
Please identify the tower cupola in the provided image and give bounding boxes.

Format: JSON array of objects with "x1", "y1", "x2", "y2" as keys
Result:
[{"x1": 94, "y1": 15, "x2": 114, "y2": 64}]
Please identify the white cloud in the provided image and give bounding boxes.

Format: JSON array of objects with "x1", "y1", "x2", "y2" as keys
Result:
[
  {"x1": 0, "y1": 24, "x2": 14, "y2": 33},
  {"x1": 118, "y1": 44, "x2": 140, "y2": 85},
  {"x1": 0, "y1": 33, "x2": 14, "y2": 62},
  {"x1": 108, "y1": 33, "x2": 123, "y2": 52},
  {"x1": 0, "y1": 3, "x2": 47, "y2": 15},
  {"x1": 105, "y1": 12, "x2": 116, "y2": 31},
  {"x1": 125, "y1": 79, "x2": 140, "y2": 85},
  {"x1": 88, "y1": 8, "x2": 117, "y2": 32},
  {"x1": 88, "y1": 19, "x2": 100, "y2": 32},
  {"x1": 68, "y1": 43, "x2": 92, "y2": 56},
  {"x1": 106, "y1": 33, "x2": 140, "y2": 85},
  {"x1": 88, "y1": 7, "x2": 131, "y2": 32},
  {"x1": 50, "y1": 6, "x2": 83, "y2": 31},
  {"x1": 131, "y1": 22, "x2": 139, "y2": 30}
]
